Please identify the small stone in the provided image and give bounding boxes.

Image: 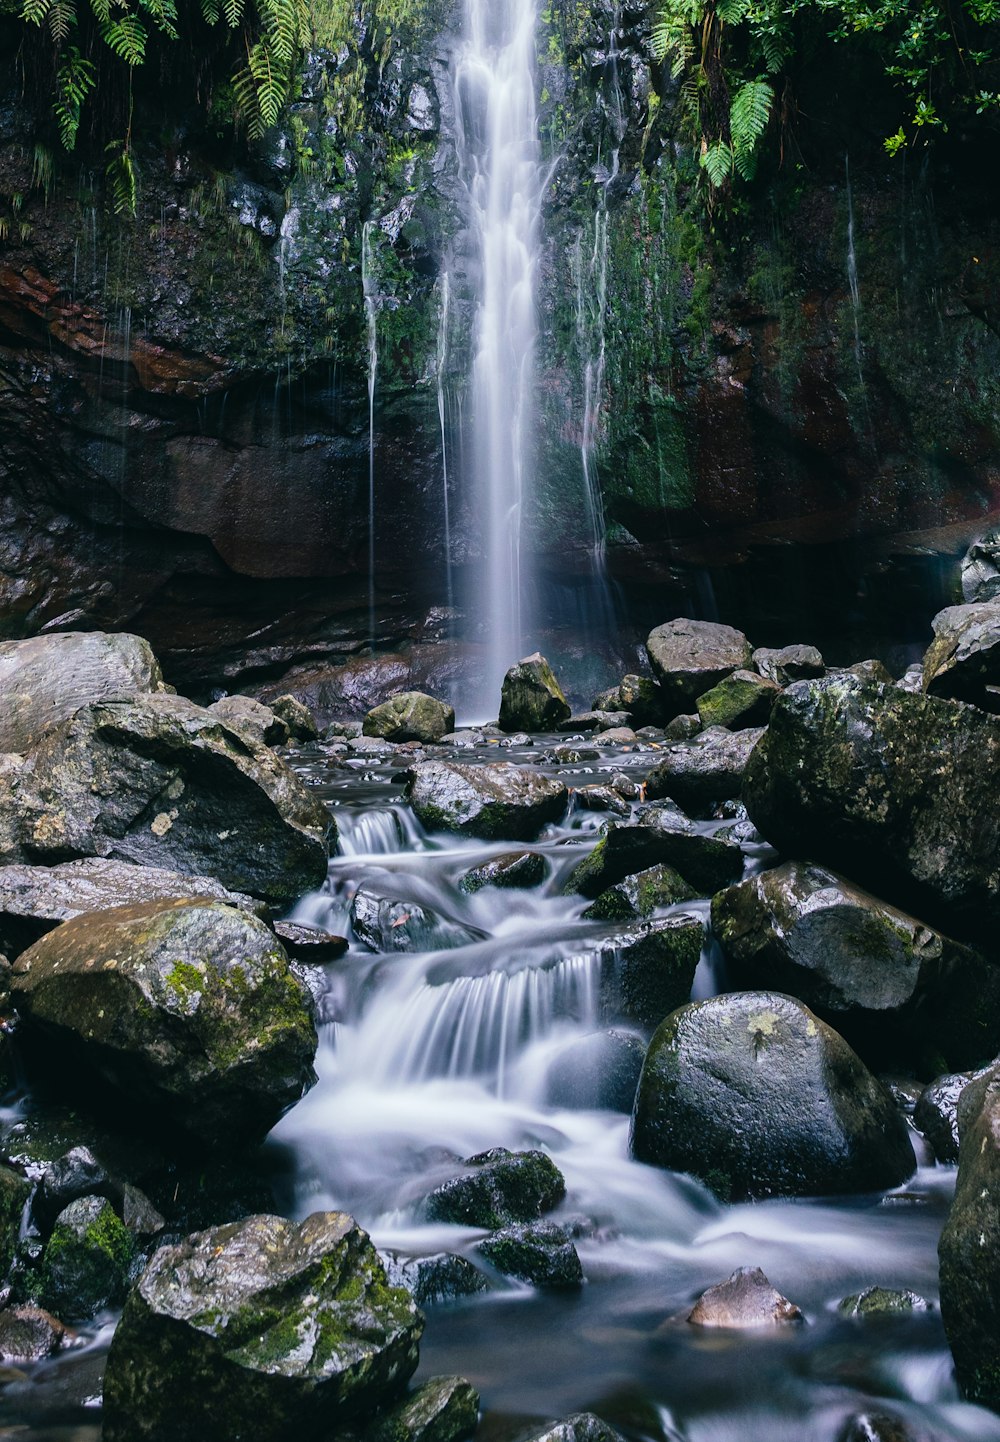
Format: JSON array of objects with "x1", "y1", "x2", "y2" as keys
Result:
[
  {"x1": 273, "y1": 921, "x2": 349, "y2": 962},
  {"x1": 838, "y1": 1286, "x2": 931, "y2": 1318},
  {"x1": 571, "y1": 784, "x2": 632, "y2": 818},
  {"x1": 0, "y1": 1306, "x2": 70, "y2": 1364},
  {"x1": 476, "y1": 1223, "x2": 583, "y2": 1289},
  {"x1": 382, "y1": 1252, "x2": 490, "y2": 1307},
  {"x1": 688, "y1": 1267, "x2": 803, "y2": 1327},
  {"x1": 517, "y1": 1415, "x2": 626, "y2": 1442},
  {"x1": 663, "y1": 713, "x2": 701, "y2": 741},
  {"x1": 366, "y1": 1375, "x2": 480, "y2": 1442},
  {"x1": 583, "y1": 864, "x2": 698, "y2": 921},
  {"x1": 406, "y1": 761, "x2": 567, "y2": 841}
]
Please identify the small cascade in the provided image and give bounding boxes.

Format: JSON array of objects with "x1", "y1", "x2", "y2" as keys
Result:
[
  {"x1": 362, "y1": 219, "x2": 380, "y2": 647},
  {"x1": 435, "y1": 272, "x2": 455, "y2": 614},
  {"x1": 455, "y1": 0, "x2": 544, "y2": 714},
  {"x1": 844, "y1": 154, "x2": 871, "y2": 432}
]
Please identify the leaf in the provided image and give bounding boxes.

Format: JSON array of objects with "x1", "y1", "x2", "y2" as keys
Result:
[
  {"x1": 105, "y1": 139, "x2": 137, "y2": 213},
  {"x1": 701, "y1": 139, "x2": 734, "y2": 185},
  {"x1": 53, "y1": 44, "x2": 95, "y2": 148},
  {"x1": 101, "y1": 12, "x2": 148, "y2": 62},
  {"x1": 730, "y1": 77, "x2": 773, "y2": 156}
]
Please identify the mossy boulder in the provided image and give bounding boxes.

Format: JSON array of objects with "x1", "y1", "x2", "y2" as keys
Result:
[
  {"x1": 646, "y1": 620, "x2": 753, "y2": 715},
  {"x1": 36, "y1": 1195, "x2": 135, "y2": 1321},
  {"x1": 476, "y1": 1223, "x2": 582, "y2": 1290},
  {"x1": 838, "y1": 1287, "x2": 930, "y2": 1318},
  {"x1": 365, "y1": 1375, "x2": 480, "y2": 1442},
  {"x1": 630, "y1": 991, "x2": 916, "y2": 1200},
  {"x1": 644, "y1": 726, "x2": 765, "y2": 815},
  {"x1": 10, "y1": 898, "x2": 318, "y2": 1150},
  {"x1": 268, "y1": 694, "x2": 319, "y2": 742},
  {"x1": 922, "y1": 600, "x2": 1000, "y2": 703},
  {"x1": 711, "y1": 862, "x2": 1000, "y2": 1072},
  {"x1": 425, "y1": 1148, "x2": 565, "y2": 1229},
  {"x1": 600, "y1": 916, "x2": 704, "y2": 1030},
  {"x1": 0, "y1": 694, "x2": 333, "y2": 905},
  {"x1": 742, "y1": 675, "x2": 1000, "y2": 938},
  {"x1": 102, "y1": 1212, "x2": 423, "y2": 1442},
  {"x1": 364, "y1": 692, "x2": 456, "y2": 744},
  {"x1": 406, "y1": 761, "x2": 568, "y2": 841},
  {"x1": 0, "y1": 631, "x2": 163, "y2": 753},
  {"x1": 583, "y1": 863, "x2": 698, "y2": 921},
  {"x1": 567, "y1": 806, "x2": 742, "y2": 900},
  {"x1": 593, "y1": 675, "x2": 664, "y2": 727},
  {"x1": 696, "y1": 671, "x2": 780, "y2": 730},
  {"x1": 499, "y1": 654, "x2": 571, "y2": 733},
  {"x1": 939, "y1": 1063, "x2": 1000, "y2": 1409},
  {"x1": 459, "y1": 850, "x2": 546, "y2": 893},
  {"x1": 753, "y1": 645, "x2": 824, "y2": 686}
]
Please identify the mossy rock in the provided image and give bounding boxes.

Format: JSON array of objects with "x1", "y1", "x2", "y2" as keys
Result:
[
  {"x1": 476, "y1": 1222, "x2": 582, "y2": 1290},
  {"x1": 406, "y1": 761, "x2": 568, "y2": 841},
  {"x1": 695, "y1": 670, "x2": 779, "y2": 730},
  {"x1": 364, "y1": 692, "x2": 456, "y2": 744},
  {"x1": 425, "y1": 1148, "x2": 565, "y2": 1229},
  {"x1": 36, "y1": 1194, "x2": 135, "y2": 1321},
  {"x1": 838, "y1": 1286, "x2": 931, "y2": 1318},
  {"x1": 646, "y1": 621, "x2": 753, "y2": 715},
  {"x1": 600, "y1": 916, "x2": 704, "y2": 1030},
  {"x1": 583, "y1": 863, "x2": 698, "y2": 921},
  {"x1": 459, "y1": 851, "x2": 546, "y2": 894},
  {"x1": 365, "y1": 1375, "x2": 480, "y2": 1442},
  {"x1": 499, "y1": 654, "x2": 571, "y2": 733},
  {"x1": 0, "y1": 1164, "x2": 31, "y2": 1281},
  {"x1": 567, "y1": 808, "x2": 741, "y2": 900}
]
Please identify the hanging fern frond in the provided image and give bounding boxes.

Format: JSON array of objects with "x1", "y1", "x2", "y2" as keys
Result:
[
  {"x1": 757, "y1": 29, "x2": 789, "y2": 73},
  {"x1": 716, "y1": 0, "x2": 750, "y2": 25},
  {"x1": 730, "y1": 78, "x2": 774, "y2": 158},
  {"x1": 46, "y1": 0, "x2": 76, "y2": 42},
  {"x1": 701, "y1": 138, "x2": 734, "y2": 185},
  {"x1": 221, "y1": 0, "x2": 243, "y2": 29},
  {"x1": 138, "y1": 0, "x2": 178, "y2": 39},
  {"x1": 105, "y1": 138, "x2": 137, "y2": 213},
  {"x1": 101, "y1": 13, "x2": 148, "y2": 63},
  {"x1": 88, "y1": 0, "x2": 112, "y2": 25},
  {"x1": 53, "y1": 45, "x2": 95, "y2": 148},
  {"x1": 20, "y1": 0, "x2": 54, "y2": 27}
]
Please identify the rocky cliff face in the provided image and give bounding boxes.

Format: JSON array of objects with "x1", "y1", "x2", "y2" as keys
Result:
[{"x1": 1, "y1": 0, "x2": 997, "y2": 697}]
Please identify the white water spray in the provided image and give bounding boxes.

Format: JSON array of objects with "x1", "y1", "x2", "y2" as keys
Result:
[
  {"x1": 362, "y1": 219, "x2": 379, "y2": 647},
  {"x1": 455, "y1": 0, "x2": 544, "y2": 713},
  {"x1": 436, "y1": 272, "x2": 455, "y2": 614}
]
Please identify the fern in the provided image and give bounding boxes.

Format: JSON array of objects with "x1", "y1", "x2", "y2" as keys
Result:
[
  {"x1": 47, "y1": 0, "x2": 76, "y2": 40},
  {"x1": 53, "y1": 45, "x2": 95, "y2": 148},
  {"x1": 222, "y1": 0, "x2": 242, "y2": 27},
  {"x1": 102, "y1": 13, "x2": 148, "y2": 62},
  {"x1": 138, "y1": 0, "x2": 178, "y2": 38},
  {"x1": 730, "y1": 78, "x2": 773, "y2": 157},
  {"x1": 105, "y1": 139, "x2": 137, "y2": 213},
  {"x1": 88, "y1": 0, "x2": 111, "y2": 25},
  {"x1": 20, "y1": 0, "x2": 54, "y2": 28},
  {"x1": 701, "y1": 139, "x2": 734, "y2": 184}
]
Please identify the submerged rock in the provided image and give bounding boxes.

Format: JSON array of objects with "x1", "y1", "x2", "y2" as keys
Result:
[
  {"x1": 499, "y1": 654, "x2": 571, "y2": 733},
  {"x1": 646, "y1": 620, "x2": 753, "y2": 714},
  {"x1": 365, "y1": 1376, "x2": 480, "y2": 1442},
  {"x1": 643, "y1": 726, "x2": 765, "y2": 814},
  {"x1": 630, "y1": 991, "x2": 916, "y2": 1200},
  {"x1": 102, "y1": 1212, "x2": 423, "y2": 1442},
  {"x1": 0, "y1": 631, "x2": 164, "y2": 753},
  {"x1": 425, "y1": 1148, "x2": 565, "y2": 1229},
  {"x1": 11, "y1": 898, "x2": 318, "y2": 1149},
  {"x1": 351, "y1": 886, "x2": 483, "y2": 953},
  {"x1": 406, "y1": 761, "x2": 567, "y2": 841},
  {"x1": 838, "y1": 1413, "x2": 921, "y2": 1442},
  {"x1": 476, "y1": 1222, "x2": 583, "y2": 1289},
  {"x1": 711, "y1": 863, "x2": 1000, "y2": 1071},
  {"x1": 36, "y1": 1194, "x2": 135, "y2": 1320},
  {"x1": 364, "y1": 692, "x2": 456, "y2": 744},
  {"x1": 743, "y1": 674, "x2": 1000, "y2": 937},
  {"x1": 838, "y1": 1286, "x2": 931, "y2": 1318},
  {"x1": 0, "y1": 695, "x2": 333, "y2": 905},
  {"x1": 688, "y1": 1267, "x2": 803, "y2": 1327},
  {"x1": 459, "y1": 850, "x2": 546, "y2": 893},
  {"x1": 696, "y1": 671, "x2": 780, "y2": 730},
  {"x1": 583, "y1": 863, "x2": 698, "y2": 921},
  {"x1": 938, "y1": 1063, "x2": 1000, "y2": 1408},
  {"x1": 0, "y1": 857, "x2": 266, "y2": 960}
]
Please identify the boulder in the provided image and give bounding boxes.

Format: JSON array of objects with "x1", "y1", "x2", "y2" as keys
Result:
[
  {"x1": 572, "y1": 783, "x2": 632, "y2": 818},
  {"x1": 644, "y1": 726, "x2": 765, "y2": 814},
  {"x1": 913, "y1": 1071, "x2": 976, "y2": 1163},
  {"x1": 499, "y1": 655, "x2": 571, "y2": 733},
  {"x1": 752, "y1": 644, "x2": 824, "y2": 686},
  {"x1": 0, "y1": 695, "x2": 332, "y2": 905},
  {"x1": 0, "y1": 631, "x2": 163, "y2": 753},
  {"x1": 844, "y1": 659, "x2": 895, "y2": 685},
  {"x1": 630, "y1": 991, "x2": 916, "y2": 1200},
  {"x1": 838, "y1": 1287, "x2": 930, "y2": 1318},
  {"x1": 938, "y1": 1063, "x2": 1000, "y2": 1408},
  {"x1": 688, "y1": 1267, "x2": 803, "y2": 1327},
  {"x1": 594, "y1": 676, "x2": 664, "y2": 727},
  {"x1": 102, "y1": 1212, "x2": 423, "y2": 1442},
  {"x1": 663, "y1": 713, "x2": 701, "y2": 741},
  {"x1": 425, "y1": 1149, "x2": 565, "y2": 1229},
  {"x1": 406, "y1": 762, "x2": 567, "y2": 841},
  {"x1": 711, "y1": 863, "x2": 1000, "y2": 1071},
  {"x1": 207, "y1": 696, "x2": 289, "y2": 747},
  {"x1": 30, "y1": 1144, "x2": 165, "y2": 1239},
  {"x1": 962, "y1": 528, "x2": 1000, "y2": 603},
  {"x1": 518, "y1": 1416, "x2": 625, "y2": 1442},
  {"x1": 365, "y1": 1376, "x2": 480, "y2": 1442},
  {"x1": 696, "y1": 671, "x2": 780, "y2": 730},
  {"x1": 567, "y1": 806, "x2": 742, "y2": 899},
  {"x1": 646, "y1": 620, "x2": 753, "y2": 715},
  {"x1": 382, "y1": 1252, "x2": 489, "y2": 1307},
  {"x1": 743, "y1": 674, "x2": 1000, "y2": 938},
  {"x1": 599, "y1": 916, "x2": 704, "y2": 1030},
  {"x1": 351, "y1": 886, "x2": 484, "y2": 954},
  {"x1": 922, "y1": 600, "x2": 1000, "y2": 702},
  {"x1": 459, "y1": 851, "x2": 546, "y2": 893},
  {"x1": 268, "y1": 693, "x2": 319, "y2": 741},
  {"x1": 364, "y1": 693, "x2": 456, "y2": 744},
  {"x1": 10, "y1": 898, "x2": 318, "y2": 1149},
  {"x1": 36, "y1": 1195, "x2": 135, "y2": 1320},
  {"x1": 544, "y1": 1029, "x2": 645, "y2": 1112},
  {"x1": 0, "y1": 857, "x2": 266, "y2": 960},
  {"x1": 559, "y1": 711, "x2": 631, "y2": 734},
  {"x1": 476, "y1": 1223, "x2": 582, "y2": 1289},
  {"x1": 0, "y1": 1306, "x2": 69, "y2": 1363},
  {"x1": 582, "y1": 864, "x2": 698, "y2": 921},
  {"x1": 273, "y1": 921, "x2": 349, "y2": 963}
]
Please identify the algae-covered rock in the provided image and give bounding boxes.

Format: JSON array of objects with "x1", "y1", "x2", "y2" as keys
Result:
[
  {"x1": 711, "y1": 862, "x2": 1000, "y2": 1071},
  {"x1": 0, "y1": 1165, "x2": 31, "y2": 1279},
  {"x1": 102, "y1": 1212, "x2": 423, "y2": 1442},
  {"x1": 268, "y1": 693, "x2": 320, "y2": 741},
  {"x1": 364, "y1": 692, "x2": 456, "y2": 744},
  {"x1": 11, "y1": 898, "x2": 317, "y2": 1149},
  {"x1": 36, "y1": 1195, "x2": 135, "y2": 1320},
  {"x1": 643, "y1": 726, "x2": 765, "y2": 814},
  {"x1": 499, "y1": 654, "x2": 571, "y2": 733},
  {"x1": 646, "y1": 620, "x2": 753, "y2": 714},
  {"x1": 743, "y1": 675, "x2": 1000, "y2": 936},
  {"x1": 838, "y1": 1287, "x2": 931, "y2": 1318},
  {"x1": 567, "y1": 806, "x2": 742, "y2": 899},
  {"x1": 696, "y1": 671, "x2": 780, "y2": 730},
  {"x1": 0, "y1": 694, "x2": 332, "y2": 904},
  {"x1": 600, "y1": 916, "x2": 704, "y2": 1030},
  {"x1": 0, "y1": 631, "x2": 163, "y2": 753},
  {"x1": 365, "y1": 1375, "x2": 480, "y2": 1442},
  {"x1": 382, "y1": 1252, "x2": 489, "y2": 1307},
  {"x1": 688, "y1": 1267, "x2": 803, "y2": 1327},
  {"x1": 630, "y1": 991, "x2": 916, "y2": 1200},
  {"x1": 425, "y1": 1148, "x2": 565, "y2": 1229},
  {"x1": 406, "y1": 761, "x2": 567, "y2": 841},
  {"x1": 459, "y1": 851, "x2": 546, "y2": 893},
  {"x1": 583, "y1": 864, "x2": 698, "y2": 921},
  {"x1": 476, "y1": 1222, "x2": 582, "y2": 1289}
]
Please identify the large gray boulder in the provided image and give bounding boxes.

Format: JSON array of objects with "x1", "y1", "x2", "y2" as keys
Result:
[
  {"x1": 406, "y1": 761, "x2": 567, "y2": 841},
  {"x1": 0, "y1": 694, "x2": 332, "y2": 904},
  {"x1": 363, "y1": 692, "x2": 456, "y2": 744},
  {"x1": 646, "y1": 620, "x2": 753, "y2": 715},
  {"x1": 0, "y1": 857, "x2": 265, "y2": 959},
  {"x1": 102, "y1": 1212, "x2": 423, "y2": 1442},
  {"x1": 743, "y1": 674, "x2": 1000, "y2": 938},
  {"x1": 939, "y1": 1063, "x2": 1000, "y2": 1410},
  {"x1": 0, "y1": 631, "x2": 163, "y2": 752},
  {"x1": 753, "y1": 644, "x2": 825, "y2": 686},
  {"x1": 499, "y1": 654, "x2": 571, "y2": 733},
  {"x1": 207, "y1": 695, "x2": 289, "y2": 747},
  {"x1": 922, "y1": 600, "x2": 1000, "y2": 702},
  {"x1": 711, "y1": 863, "x2": 1000, "y2": 1071},
  {"x1": 645, "y1": 725, "x2": 765, "y2": 813},
  {"x1": 630, "y1": 991, "x2": 916, "y2": 1200},
  {"x1": 10, "y1": 898, "x2": 318, "y2": 1149}
]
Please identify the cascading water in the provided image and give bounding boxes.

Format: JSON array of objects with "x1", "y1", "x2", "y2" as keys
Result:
[
  {"x1": 362, "y1": 219, "x2": 379, "y2": 647},
  {"x1": 455, "y1": 0, "x2": 544, "y2": 715},
  {"x1": 436, "y1": 272, "x2": 455, "y2": 615}
]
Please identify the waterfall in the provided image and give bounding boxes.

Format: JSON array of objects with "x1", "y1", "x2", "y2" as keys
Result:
[
  {"x1": 362, "y1": 220, "x2": 379, "y2": 648},
  {"x1": 436, "y1": 272, "x2": 455, "y2": 615},
  {"x1": 455, "y1": 0, "x2": 544, "y2": 715}
]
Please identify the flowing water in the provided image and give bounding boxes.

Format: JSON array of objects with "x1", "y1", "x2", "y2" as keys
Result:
[
  {"x1": 456, "y1": 0, "x2": 544, "y2": 714},
  {"x1": 362, "y1": 219, "x2": 380, "y2": 648},
  {"x1": 265, "y1": 735, "x2": 1000, "y2": 1442}
]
